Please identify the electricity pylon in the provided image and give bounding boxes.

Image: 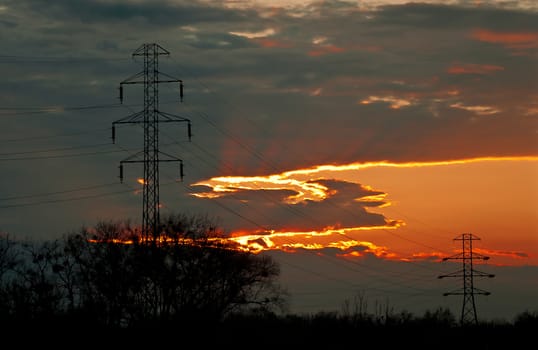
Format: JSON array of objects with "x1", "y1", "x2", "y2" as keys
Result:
[
  {"x1": 439, "y1": 233, "x2": 495, "y2": 326},
  {"x1": 112, "y1": 43, "x2": 191, "y2": 241}
]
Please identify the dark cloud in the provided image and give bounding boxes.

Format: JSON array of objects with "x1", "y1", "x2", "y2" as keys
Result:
[
  {"x1": 6, "y1": 0, "x2": 253, "y2": 26},
  {"x1": 192, "y1": 178, "x2": 391, "y2": 232},
  {"x1": 374, "y1": 3, "x2": 538, "y2": 31},
  {"x1": 185, "y1": 32, "x2": 256, "y2": 50},
  {"x1": 315, "y1": 179, "x2": 385, "y2": 202},
  {"x1": 211, "y1": 188, "x2": 298, "y2": 202}
]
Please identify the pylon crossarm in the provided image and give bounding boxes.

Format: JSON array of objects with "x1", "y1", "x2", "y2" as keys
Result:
[
  {"x1": 454, "y1": 234, "x2": 481, "y2": 241},
  {"x1": 132, "y1": 43, "x2": 170, "y2": 56},
  {"x1": 158, "y1": 150, "x2": 182, "y2": 162},
  {"x1": 157, "y1": 152, "x2": 184, "y2": 180},
  {"x1": 443, "y1": 288, "x2": 464, "y2": 296},
  {"x1": 469, "y1": 253, "x2": 490, "y2": 260},
  {"x1": 157, "y1": 71, "x2": 182, "y2": 82},
  {"x1": 114, "y1": 111, "x2": 145, "y2": 124},
  {"x1": 471, "y1": 269, "x2": 495, "y2": 278},
  {"x1": 118, "y1": 151, "x2": 144, "y2": 183},
  {"x1": 133, "y1": 45, "x2": 169, "y2": 57},
  {"x1": 120, "y1": 151, "x2": 144, "y2": 163},
  {"x1": 471, "y1": 287, "x2": 491, "y2": 295},
  {"x1": 112, "y1": 112, "x2": 144, "y2": 143},
  {"x1": 120, "y1": 71, "x2": 144, "y2": 85},
  {"x1": 438, "y1": 269, "x2": 464, "y2": 278},
  {"x1": 156, "y1": 111, "x2": 190, "y2": 123},
  {"x1": 442, "y1": 253, "x2": 464, "y2": 261}
]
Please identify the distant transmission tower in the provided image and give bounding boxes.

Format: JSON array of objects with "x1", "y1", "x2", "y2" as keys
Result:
[
  {"x1": 112, "y1": 43, "x2": 191, "y2": 241},
  {"x1": 438, "y1": 233, "x2": 495, "y2": 325}
]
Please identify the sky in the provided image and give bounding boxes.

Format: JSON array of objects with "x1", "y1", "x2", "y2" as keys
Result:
[{"x1": 0, "y1": 0, "x2": 537, "y2": 321}]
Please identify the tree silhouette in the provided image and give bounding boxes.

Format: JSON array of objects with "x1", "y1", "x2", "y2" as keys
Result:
[{"x1": 0, "y1": 213, "x2": 287, "y2": 330}]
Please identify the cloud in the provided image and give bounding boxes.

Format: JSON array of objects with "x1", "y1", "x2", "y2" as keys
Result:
[
  {"x1": 447, "y1": 63, "x2": 504, "y2": 75},
  {"x1": 7, "y1": 0, "x2": 254, "y2": 26},
  {"x1": 229, "y1": 28, "x2": 276, "y2": 38},
  {"x1": 254, "y1": 38, "x2": 294, "y2": 48},
  {"x1": 192, "y1": 176, "x2": 395, "y2": 232},
  {"x1": 359, "y1": 95, "x2": 413, "y2": 109},
  {"x1": 308, "y1": 44, "x2": 346, "y2": 56},
  {"x1": 471, "y1": 28, "x2": 538, "y2": 50},
  {"x1": 474, "y1": 248, "x2": 530, "y2": 260},
  {"x1": 336, "y1": 241, "x2": 398, "y2": 260},
  {"x1": 184, "y1": 31, "x2": 255, "y2": 49},
  {"x1": 450, "y1": 102, "x2": 501, "y2": 115}
]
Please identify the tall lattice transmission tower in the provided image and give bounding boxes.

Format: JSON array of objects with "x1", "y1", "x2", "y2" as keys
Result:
[
  {"x1": 438, "y1": 233, "x2": 495, "y2": 325},
  {"x1": 112, "y1": 43, "x2": 191, "y2": 241}
]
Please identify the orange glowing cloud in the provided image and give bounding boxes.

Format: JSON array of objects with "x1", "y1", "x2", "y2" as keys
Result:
[
  {"x1": 193, "y1": 156, "x2": 538, "y2": 202},
  {"x1": 447, "y1": 63, "x2": 504, "y2": 75},
  {"x1": 471, "y1": 29, "x2": 538, "y2": 50},
  {"x1": 229, "y1": 28, "x2": 276, "y2": 39},
  {"x1": 189, "y1": 156, "x2": 537, "y2": 262},
  {"x1": 280, "y1": 157, "x2": 538, "y2": 183},
  {"x1": 335, "y1": 240, "x2": 398, "y2": 260},
  {"x1": 255, "y1": 38, "x2": 293, "y2": 48},
  {"x1": 192, "y1": 176, "x2": 399, "y2": 235},
  {"x1": 474, "y1": 248, "x2": 530, "y2": 260},
  {"x1": 450, "y1": 102, "x2": 500, "y2": 115},
  {"x1": 405, "y1": 251, "x2": 448, "y2": 261},
  {"x1": 192, "y1": 174, "x2": 331, "y2": 203},
  {"x1": 228, "y1": 27, "x2": 292, "y2": 48},
  {"x1": 226, "y1": 227, "x2": 401, "y2": 255},
  {"x1": 308, "y1": 44, "x2": 346, "y2": 56},
  {"x1": 359, "y1": 95, "x2": 413, "y2": 109}
]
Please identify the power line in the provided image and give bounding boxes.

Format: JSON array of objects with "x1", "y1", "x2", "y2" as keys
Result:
[
  {"x1": 0, "y1": 103, "x2": 123, "y2": 117},
  {"x1": 0, "y1": 142, "x2": 112, "y2": 156},
  {"x1": 0, "y1": 127, "x2": 110, "y2": 144},
  {"x1": 0, "y1": 186, "x2": 133, "y2": 209},
  {"x1": 0, "y1": 54, "x2": 129, "y2": 63},
  {"x1": 0, "y1": 147, "x2": 126, "y2": 161},
  {"x1": 0, "y1": 141, "x2": 186, "y2": 161},
  {"x1": 0, "y1": 179, "x2": 180, "y2": 209},
  {"x1": 0, "y1": 182, "x2": 119, "y2": 201}
]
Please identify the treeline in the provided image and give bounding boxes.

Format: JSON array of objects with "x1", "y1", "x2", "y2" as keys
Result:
[
  {"x1": 0, "y1": 213, "x2": 536, "y2": 345},
  {"x1": 0, "y1": 213, "x2": 285, "y2": 331}
]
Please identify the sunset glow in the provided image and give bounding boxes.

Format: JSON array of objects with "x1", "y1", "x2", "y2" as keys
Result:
[
  {"x1": 3, "y1": 0, "x2": 537, "y2": 322},
  {"x1": 191, "y1": 156, "x2": 538, "y2": 265},
  {"x1": 193, "y1": 156, "x2": 538, "y2": 201},
  {"x1": 471, "y1": 29, "x2": 538, "y2": 49},
  {"x1": 447, "y1": 63, "x2": 505, "y2": 75}
]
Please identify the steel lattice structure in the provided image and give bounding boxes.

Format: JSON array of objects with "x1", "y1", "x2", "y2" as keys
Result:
[
  {"x1": 112, "y1": 43, "x2": 191, "y2": 241},
  {"x1": 439, "y1": 233, "x2": 495, "y2": 325}
]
